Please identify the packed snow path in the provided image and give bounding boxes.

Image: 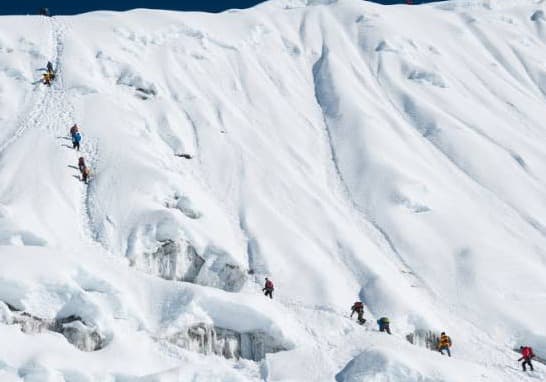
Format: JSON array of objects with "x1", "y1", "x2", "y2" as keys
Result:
[
  {"x1": 0, "y1": 0, "x2": 545, "y2": 380},
  {"x1": 47, "y1": 18, "x2": 103, "y2": 246},
  {"x1": 28, "y1": 17, "x2": 103, "y2": 247}
]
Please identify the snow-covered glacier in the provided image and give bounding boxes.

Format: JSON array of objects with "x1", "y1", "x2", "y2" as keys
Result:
[{"x1": 0, "y1": 0, "x2": 545, "y2": 380}]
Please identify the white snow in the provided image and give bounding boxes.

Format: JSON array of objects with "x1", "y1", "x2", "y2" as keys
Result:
[{"x1": 0, "y1": 0, "x2": 545, "y2": 380}]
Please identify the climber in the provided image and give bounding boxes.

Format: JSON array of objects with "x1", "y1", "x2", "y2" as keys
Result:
[
  {"x1": 350, "y1": 301, "x2": 366, "y2": 325},
  {"x1": 42, "y1": 72, "x2": 54, "y2": 86},
  {"x1": 70, "y1": 124, "x2": 79, "y2": 137},
  {"x1": 263, "y1": 277, "x2": 274, "y2": 299},
  {"x1": 72, "y1": 130, "x2": 82, "y2": 151},
  {"x1": 377, "y1": 317, "x2": 391, "y2": 334},
  {"x1": 39, "y1": 8, "x2": 50, "y2": 17},
  {"x1": 438, "y1": 332, "x2": 452, "y2": 357},
  {"x1": 78, "y1": 157, "x2": 90, "y2": 184},
  {"x1": 46, "y1": 61, "x2": 54, "y2": 75},
  {"x1": 518, "y1": 346, "x2": 535, "y2": 372}
]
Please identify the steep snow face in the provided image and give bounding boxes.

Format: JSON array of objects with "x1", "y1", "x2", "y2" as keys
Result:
[{"x1": 0, "y1": 0, "x2": 545, "y2": 380}]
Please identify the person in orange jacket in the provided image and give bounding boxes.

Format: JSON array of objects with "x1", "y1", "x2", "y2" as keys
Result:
[
  {"x1": 42, "y1": 72, "x2": 54, "y2": 86},
  {"x1": 438, "y1": 332, "x2": 452, "y2": 357}
]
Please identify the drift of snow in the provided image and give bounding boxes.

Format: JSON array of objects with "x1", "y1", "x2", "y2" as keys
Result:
[{"x1": 0, "y1": 0, "x2": 545, "y2": 380}]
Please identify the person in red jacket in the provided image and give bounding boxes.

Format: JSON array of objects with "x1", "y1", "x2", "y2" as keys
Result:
[
  {"x1": 518, "y1": 346, "x2": 535, "y2": 372},
  {"x1": 350, "y1": 301, "x2": 366, "y2": 325},
  {"x1": 78, "y1": 157, "x2": 91, "y2": 184},
  {"x1": 263, "y1": 277, "x2": 274, "y2": 299}
]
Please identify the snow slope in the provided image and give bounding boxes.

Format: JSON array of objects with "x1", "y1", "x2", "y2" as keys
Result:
[{"x1": 0, "y1": 0, "x2": 545, "y2": 380}]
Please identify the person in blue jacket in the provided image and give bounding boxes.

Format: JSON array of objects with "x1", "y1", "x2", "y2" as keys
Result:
[
  {"x1": 377, "y1": 317, "x2": 391, "y2": 334},
  {"x1": 72, "y1": 130, "x2": 82, "y2": 151}
]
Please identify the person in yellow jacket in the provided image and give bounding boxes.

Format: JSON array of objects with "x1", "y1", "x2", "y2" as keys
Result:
[
  {"x1": 438, "y1": 332, "x2": 452, "y2": 357},
  {"x1": 42, "y1": 72, "x2": 54, "y2": 86}
]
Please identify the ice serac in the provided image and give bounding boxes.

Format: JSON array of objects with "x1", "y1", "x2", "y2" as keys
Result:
[
  {"x1": 136, "y1": 239, "x2": 205, "y2": 282},
  {"x1": 159, "y1": 323, "x2": 287, "y2": 361},
  {"x1": 133, "y1": 239, "x2": 247, "y2": 291},
  {"x1": 405, "y1": 329, "x2": 439, "y2": 350},
  {"x1": 0, "y1": 302, "x2": 105, "y2": 352},
  {"x1": 57, "y1": 318, "x2": 105, "y2": 352}
]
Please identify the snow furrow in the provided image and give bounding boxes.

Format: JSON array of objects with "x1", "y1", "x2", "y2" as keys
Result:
[{"x1": 311, "y1": 44, "x2": 427, "y2": 290}]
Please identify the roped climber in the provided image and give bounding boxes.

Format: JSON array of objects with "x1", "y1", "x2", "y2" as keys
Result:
[
  {"x1": 263, "y1": 277, "x2": 274, "y2": 299},
  {"x1": 350, "y1": 301, "x2": 366, "y2": 325}
]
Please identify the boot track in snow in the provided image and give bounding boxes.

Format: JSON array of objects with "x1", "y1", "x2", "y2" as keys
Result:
[{"x1": 34, "y1": 17, "x2": 104, "y2": 248}]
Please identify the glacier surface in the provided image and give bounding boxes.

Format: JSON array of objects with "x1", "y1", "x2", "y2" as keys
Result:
[{"x1": 0, "y1": 0, "x2": 545, "y2": 380}]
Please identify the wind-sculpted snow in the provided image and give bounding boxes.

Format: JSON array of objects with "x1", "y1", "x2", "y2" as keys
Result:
[{"x1": 0, "y1": 0, "x2": 545, "y2": 380}]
